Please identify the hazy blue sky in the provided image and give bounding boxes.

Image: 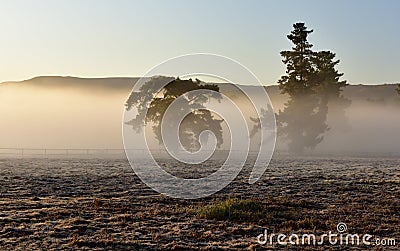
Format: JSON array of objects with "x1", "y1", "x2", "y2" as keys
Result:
[{"x1": 1, "y1": 0, "x2": 399, "y2": 85}]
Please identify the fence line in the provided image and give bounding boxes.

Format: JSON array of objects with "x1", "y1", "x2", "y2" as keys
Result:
[
  {"x1": 0, "y1": 147, "x2": 264, "y2": 158},
  {"x1": 0, "y1": 147, "x2": 399, "y2": 158},
  {"x1": 0, "y1": 148, "x2": 147, "y2": 157}
]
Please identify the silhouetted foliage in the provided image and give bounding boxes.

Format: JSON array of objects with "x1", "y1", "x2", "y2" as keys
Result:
[
  {"x1": 313, "y1": 51, "x2": 351, "y2": 132},
  {"x1": 125, "y1": 76, "x2": 223, "y2": 151},
  {"x1": 278, "y1": 23, "x2": 348, "y2": 153},
  {"x1": 249, "y1": 103, "x2": 275, "y2": 138}
]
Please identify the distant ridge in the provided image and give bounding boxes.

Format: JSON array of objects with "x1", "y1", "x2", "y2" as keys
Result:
[
  {"x1": 0, "y1": 76, "x2": 140, "y2": 92},
  {"x1": 2, "y1": 76, "x2": 398, "y2": 87},
  {"x1": 1, "y1": 76, "x2": 399, "y2": 105}
]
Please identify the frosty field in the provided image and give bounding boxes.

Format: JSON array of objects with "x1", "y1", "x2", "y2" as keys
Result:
[{"x1": 0, "y1": 156, "x2": 399, "y2": 250}]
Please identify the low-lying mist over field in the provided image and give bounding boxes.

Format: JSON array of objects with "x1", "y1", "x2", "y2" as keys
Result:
[
  {"x1": 0, "y1": 77, "x2": 130, "y2": 149},
  {"x1": 318, "y1": 101, "x2": 400, "y2": 153},
  {"x1": 0, "y1": 76, "x2": 399, "y2": 155}
]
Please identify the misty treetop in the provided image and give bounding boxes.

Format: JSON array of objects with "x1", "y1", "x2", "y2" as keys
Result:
[{"x1": 278, "y1": 22, "x2": 349, "y2": 153}]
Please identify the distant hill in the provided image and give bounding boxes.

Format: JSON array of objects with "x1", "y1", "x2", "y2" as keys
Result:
[
  {"x1": 1, "y1": 76, "x2": 399, "y2": 107},
  {"x1": 1, "y1": 76, "x2": 139, "y2": 92}
]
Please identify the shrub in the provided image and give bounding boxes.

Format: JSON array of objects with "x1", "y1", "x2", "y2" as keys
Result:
[{"x1": 198, "y1": 198, "x2": 266, "y2": 222}]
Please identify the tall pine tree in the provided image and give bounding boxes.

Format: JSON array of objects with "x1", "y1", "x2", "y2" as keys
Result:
[{"x1": 278, "y1": 23, "x2": 348, "y2": 153}]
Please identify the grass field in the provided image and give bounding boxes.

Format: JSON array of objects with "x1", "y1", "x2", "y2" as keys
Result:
[{"x1": 0, "y1": 156, "x2": 399, "y2": 250}]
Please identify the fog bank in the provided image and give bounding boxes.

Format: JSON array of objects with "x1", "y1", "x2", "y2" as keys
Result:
[{"x1": 1, "y1": 77, "x2": 399, "y2": 155}]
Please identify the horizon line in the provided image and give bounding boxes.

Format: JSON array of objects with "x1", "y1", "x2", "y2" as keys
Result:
[{"x1": 1, "y1": 75, "x2": 399, "y2": 87}]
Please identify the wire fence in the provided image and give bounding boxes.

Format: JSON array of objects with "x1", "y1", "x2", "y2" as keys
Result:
[
  {"x1": 0, "y1": 148, "x2": 160, "y2": 158},
  {"x1": 0, "y1": 147, "x2": 123, "y2": 157},
  {"x1": 0, "y1": 147, "x2": 399, "y2": 159},
  {"x1": 0, "y1": 147, "x2": 264, "y2": 159}
]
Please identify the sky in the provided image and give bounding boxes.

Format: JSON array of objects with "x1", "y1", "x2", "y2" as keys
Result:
[{"x1": 0, "y1": 0, "x2": 399, "y2": 85}]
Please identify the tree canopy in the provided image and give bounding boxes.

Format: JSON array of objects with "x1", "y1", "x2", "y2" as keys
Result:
[{"x1": 125, "y1": 76, "x2": 224, "y2": 151}]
